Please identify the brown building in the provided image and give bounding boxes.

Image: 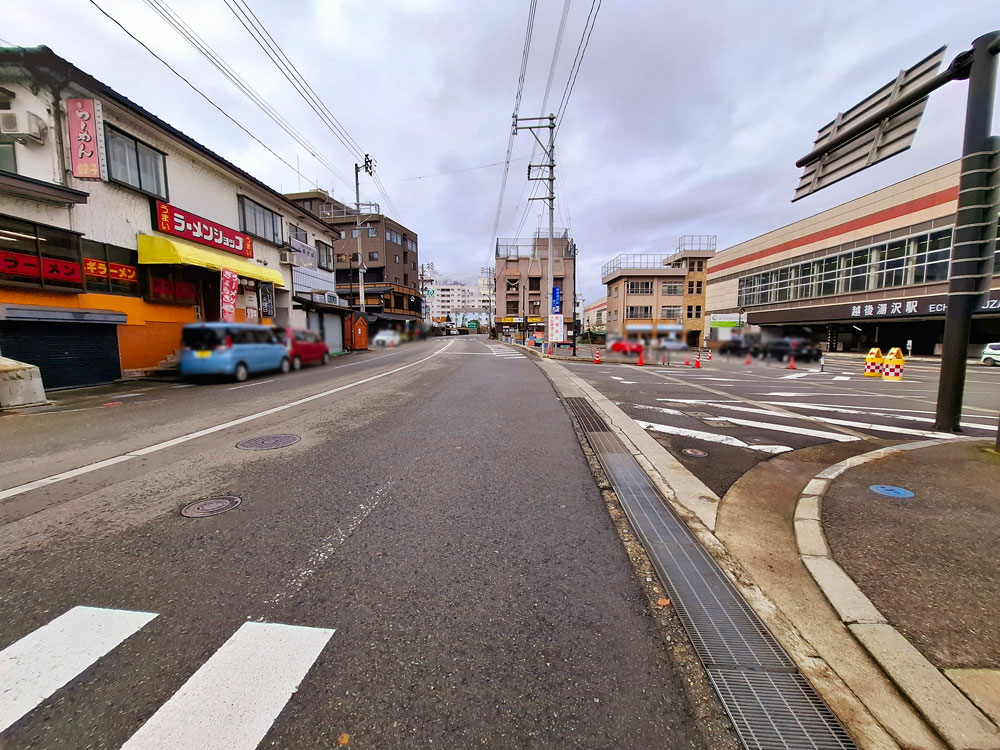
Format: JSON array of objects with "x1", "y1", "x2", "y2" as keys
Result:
[
  {"x1": 284, "y1": 189, "x2": 422, "y2": 327},
  {"x1": 602, "y1": 237, "x2": 715, "y2": 347},
  {"x1": 494, "y1": 230, "x2": 577, "y2": 342}
]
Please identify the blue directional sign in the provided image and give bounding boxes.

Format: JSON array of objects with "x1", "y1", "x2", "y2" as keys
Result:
[
  {"x1": 552, "y1": 286, "x2": 562, "y2": 313},
  {"x1": 869, "y1": 485, "x2": 915, "y2": 498}
]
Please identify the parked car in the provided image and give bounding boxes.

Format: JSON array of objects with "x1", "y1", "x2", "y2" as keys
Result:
[
  {"x1": 719, "y1": 338, "x2": 751, "y2": 356},
  {"x1": 446, "y1": 328, "x2": 460, "y2": 336},
  {"x1": 272, "y1": 327, "x2": 330, "y2": 369},
  {"x1": 180, "y1": 323, "x2": 290, "y2": 382},
  {"x1": 608, "y1": 337, "x2": 643, "y2": 354},
  {"x1": 981, "y1": 342, "x2": 1000, "y2": 366},
  {"x1": 656, "y1": 336, "x2": 687, "y2": 352},
  {"x1": 752, "y1": 337, "x2": 821, "y2": 362},
  {"x1": 373, "y1": 329, "x2": 402, "y2": 347}
]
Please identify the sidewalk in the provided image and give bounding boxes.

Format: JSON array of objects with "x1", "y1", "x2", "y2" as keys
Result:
[{"x1": 800, "y1": 439, "x2": 1000, "y2": 748}]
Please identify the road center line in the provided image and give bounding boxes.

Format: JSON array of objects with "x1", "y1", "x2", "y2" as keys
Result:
[
  {"x1": 0, "y1": 341, "x2": 455, "y2": 502},
  {"x1": 226, "y1": 379, "x2": 275, "y2": 390}
]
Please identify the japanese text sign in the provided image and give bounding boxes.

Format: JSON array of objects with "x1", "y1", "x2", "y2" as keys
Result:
[
  {"x1": 156, "y1": 201, "x2": 253, "y2": 258},
  {"x1": 2, "y1": 250, "x2": 81, "y2": 283},
  {"x1": 66, "y1": 98, "x2": 104, "y2": 180},
  {"x1": 220, "y1": 268, "x2": 239, "y2": 322}
]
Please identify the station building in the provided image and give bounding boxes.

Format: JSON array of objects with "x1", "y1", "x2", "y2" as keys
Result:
[
  {"x1": 0, "y1": 46, "x2": 349, "y2": 389},
  {"x1": 705, "y1": 161, "x2": 1000, "y2": 355}
]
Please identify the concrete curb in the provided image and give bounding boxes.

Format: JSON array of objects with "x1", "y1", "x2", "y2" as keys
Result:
[{"x1": 794, "y1": 439, "x2": 1000, "y2": 750}]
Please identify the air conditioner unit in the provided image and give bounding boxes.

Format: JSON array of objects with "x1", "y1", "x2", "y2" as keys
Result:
[
  {"x1": 0, "y1": 111, "x2": 47, "y2": 144},
  {"x1": 279, "y1": 250, "x2": 305, "y2": 267}
]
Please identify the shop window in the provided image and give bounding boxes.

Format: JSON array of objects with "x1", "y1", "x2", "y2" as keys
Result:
[
  {"x1": 81, "y1": 240, "x2": 140, "y2": 295},
  {"x1": 105, "y1": 126, "x2": 167, "y2": 199},
  {"x1": 238, "y1": 196, "x2": 284, "y2": 245},
  {"x1": 0, "y1": 215, "x2": 84, "y2": 292},
  {"x1": 316, "y1": 239, "x2": 334, "y2": 271},
  {"x1": 146, "y1": 266, "x2": 199, "y2": 305}
]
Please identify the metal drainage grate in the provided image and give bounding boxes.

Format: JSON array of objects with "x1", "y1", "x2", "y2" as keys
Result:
[
  {"x1": 576, "y1": 406, "x2": 856, "y2": 749},
  {"x1": 682, "y1": 448, "x2": 710, "y2": 458},
  {"x1": 236, "y1": 434, "x2": 301, "y2": 451},
  {"x1": 564, "y1": 397, "x2": 611, "y2": 432},
  {"x1": 181, "y1": 496, "x2": 242, "y2": 518}
]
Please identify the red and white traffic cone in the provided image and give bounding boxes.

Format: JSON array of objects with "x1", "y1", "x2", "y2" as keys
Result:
[
  {"x1": 684, "y1": 355, "x2": 691, "y2": 366},
  {"x1": 694, "y1": 354, "x2": 701, "y2": 368},
  {"x1": 594, "y1": 349, "x2": 601, "y2": 364},
  {"x1": 744, "y1": 353, "x2": 752, "y2": 365},
  {"x1": 707, "y1": 350, "x2": 713, "y2": 361},
  {"x1": 637, "y1": 349, "x2": 644, "y2": 366},
  {"x1": 786, "y1": 354, "x2": 797, "y2": 370}
]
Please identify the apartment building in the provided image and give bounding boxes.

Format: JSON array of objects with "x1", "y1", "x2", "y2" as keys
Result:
[
  {"x1": 493, "y1": 229, "x2": 576, "y2": 342},
  {"x1": 583, "y1": 297, "x2": 607, "y2": 332},
  {"x1": 284, "y1": 188, "x2": 422, "y2": 328},
  {"x1": 423, "y1": 273, "x2": 490, "y2": 323},
  {"x1": 602, "y1": 236, "x2": 715, "y2": 347}
]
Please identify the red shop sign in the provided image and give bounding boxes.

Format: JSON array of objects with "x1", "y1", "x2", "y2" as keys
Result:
[
  {"x1": 156, "y1": 201, "x2": 254, "y2": 258},
  {"x1": 151, "y1": 276, "x2": 175, "y2": 297},
  {"x1": 66, "y1": 98, "x2": 103, "y2": 180},
  {"x1": 1, "y1": 250, "x2": 81, "y2": 283}
]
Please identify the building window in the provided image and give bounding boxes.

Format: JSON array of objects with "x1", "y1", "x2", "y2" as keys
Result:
[
  {"x1": 528, "y1": 276, "x2": 541, "y2": 291},
  {"x1": 660, "y1": 306, "x2": 681, "y2": 319},
  {"x1": 0, "y1": 143, "x2": 15, "y2": 173},
  {"x1": 406, "y1": 238, "x2": 417, "y2": 252},
  {"x1": 387, "y1": 229, "x2": 403, "y2": 244},
  {"x1": 0, "y1": 215, "x2": 84, "y2": 292},
  {"x1": 316, "y1": 239, "x2": 334, "y2": 271},
  {"x1": 506, "y1": 279, "x2": 518, "y2": 291},
  {"x1": 105, "y1": 126, "x2": 167, "y2": 199},
  {"x1": 626, "y1": 306, "x2": 652, "y2": 319},
  {"x1": 288, "y1": 223, "x2": 308, "y2": 244},
  {"x1": 693, "y1": 260, "x2": 704, "y2": 272},
  {"x1": 404, "y1": 273, "x2": 409, "y2": 285},
  {"x1": 612, "y1": 287, "x2": 619, "y2": 297},
  {"x1": 238, "y1": 196, "x2": 284, "y2": 245},
  {"x1": 529, "y1": 300, "x2": 540, "y2": 314},
  {"x1": 687, "y1": 280, "x2": 703, "y2": 294},
  {"x1": 369, "y1": 251, "x2": 379, "y2": 261},
  {"x1": 507, "y1": 301, "x2": 519, "y2": 314},
  {"x1": 686, "y1": 305, "x2": 702, "y2": 319},
  {"x1": 626, "y1": 280, "x2": 653, "y2": 295},
  {"x1": 661, "y1": 282, "x2": 682, "y2": 295},
  {"x1": 80, "y1": 240, "x2": 140, "y2": 296},
  {"x1": 351, "y1": 226, "x2": 378, "y2": 238},
  {"x1": 595, "y1": 311, "x2": 603, "y2": 323}
]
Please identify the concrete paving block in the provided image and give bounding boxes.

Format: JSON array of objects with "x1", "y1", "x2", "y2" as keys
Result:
[
  {"x1": 815, "y1": 463, "x2": 851, "y2": 480},
  {"x1": 794, "y1": 518, "x2": 829, "y2": 557},
  {"x1": 802, "y1": 478, "x2": 831, "y2": 497},
  {"x1": 851, "y1": 624, "x2": 1000, "y2": 750},
  {"x1": 794, "y1": 495, "x2": 821, "y2": 520},
  {"x1": 946, "y1": 669, "x2": 1000, "y2": 727},
  {"x1": 803, "y1": 556, "x2": 886, "y2": 624}
]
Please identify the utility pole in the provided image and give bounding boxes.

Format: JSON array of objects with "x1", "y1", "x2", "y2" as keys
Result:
[
  {"x1": 355, "y1": 154, "x2": 375, "y2": 315},
  {"x1": 515, "y1": 113, "x2": 557, "y2": 352},
  {"x1": 480, "y1": 265, "x2": 495, "y2": 334}
]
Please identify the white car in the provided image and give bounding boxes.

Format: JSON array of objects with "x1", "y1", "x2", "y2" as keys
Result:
[
  {"x1": 373, "y1": 330, "x2": 401, "y2": 347},
  {"x1": 981, "y1": 342, "x2": 1000, "y2": 366}
]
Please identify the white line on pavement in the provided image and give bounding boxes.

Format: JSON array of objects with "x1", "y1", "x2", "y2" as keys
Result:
[
  {"x1": 626, "y1": 403, "x2": 686, "y2": 416},
  {"x1": 226, "y1": 379, "x2": 275, "y2": 390},
  {"x1": 759, "y1": 400, "x2": 997, "y2": 420},
  {"x1": 758, "y1": 401, "x2": 995, "y2": 432},
  {"x1": 0, "y1": 341, "x2": 455, "y2": 502},
  {"x1": 0, "y1": 606, "x2": 157, "y2": 733},
  {"x1": 833, "y1": 376, "x2": 850, "y2": 381},
  {"x1": 780, "y1": 373, "x2": 810, "y2": 379},
  {"x1": 121, "y1": 621, "x2": 334, "y2": 750},
  {"x1": 635, "y1": 419, "x2": 792, "y2": 454},
  {"x1": 701, "y1": 415, "x2": 859, "y2": 442}
]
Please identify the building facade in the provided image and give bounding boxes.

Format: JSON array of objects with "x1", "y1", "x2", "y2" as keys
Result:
[
  {"x1": 583, "y1": 296, "x2": 606, "y2": 332},
  {"x1": 493, "y1": 230, "x2": 576, "y2": 341},
  {"x1": 602, "y1": 238, "x2": 714, "y2": 347},
  {"x1": 0, "y1": 46, "x2": 348, "y2": 389},
  {"x1": 422, "y1": 273, "x2": 490, "y2": 324},
  {"x1": 705, "y1": 161, "x2": 1000, "y2": 354},
  {"x1": 284, "y1": 189, "x2": 422, "y2": 329}
]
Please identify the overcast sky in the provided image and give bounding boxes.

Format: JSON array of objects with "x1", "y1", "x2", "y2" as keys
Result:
[{"x1": 4, "y1": 0, "x2": 998, "y2": 304}]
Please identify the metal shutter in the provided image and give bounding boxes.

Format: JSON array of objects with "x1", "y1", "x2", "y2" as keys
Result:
[
  {"x1": 322, "y1": 312, "x2": 343, "y2": 352},
  {"x1": 0, "y1": 321, "x2": 121, "y2": 390}
]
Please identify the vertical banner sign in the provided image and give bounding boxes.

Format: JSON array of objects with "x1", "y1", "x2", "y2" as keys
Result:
[
  {"x1": 552, "y1": 286, "x2": 562, "y2": 314},
  {"x1": 220, "y1": 269, "x2": 239, "y2": 322},
  {"x1": 258, "y1": 282, "x2": 275, "y2": 318},
  {"x1": 66, "y1": 98, "x2": 103, "y2": 179},
  {"x1": 548, "y1": 313, "x2": 564, "y2": 342}
]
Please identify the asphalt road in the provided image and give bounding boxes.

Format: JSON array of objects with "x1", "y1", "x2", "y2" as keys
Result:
[
  {"x1": 564, "y1": 353, "x2": 1000, "y2": 496},
  {"x1": 0, "y1": 336, "x2": 705, "y2": 749}
]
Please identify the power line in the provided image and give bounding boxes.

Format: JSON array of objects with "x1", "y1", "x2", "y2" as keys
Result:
[
  {"x1": 486, "y1": 0, "x2": 538, "y2": 264},
  {"x1": 86, "y1": 0, "x2": 323, "y2": 192},
  {"x1": 555, "y1": 0, "x2": 601, "y2": 135},
  {"x1": 388, "y1": 156, "x2": 529, "y2": 182}
]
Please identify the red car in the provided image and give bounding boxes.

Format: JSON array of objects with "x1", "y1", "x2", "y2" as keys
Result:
[
  {"x1": 272, "y1": 327, "x2": 330, "y2": 370},
  {"x1": 609, "y1": 338, "x2": 644, "y2": 354}
]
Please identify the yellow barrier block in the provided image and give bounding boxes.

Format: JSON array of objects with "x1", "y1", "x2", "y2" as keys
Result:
[
  {"x1": 864, "y1": 347, "x2": 884, "y2": 377},
  {"x1": 882, "y1": 347, "x2": 905, "y2": 381}
]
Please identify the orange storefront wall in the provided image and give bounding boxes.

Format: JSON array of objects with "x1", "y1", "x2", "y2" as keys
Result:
[{"x1": 0, "y1": 289, "x2": 196, "y2": 370}]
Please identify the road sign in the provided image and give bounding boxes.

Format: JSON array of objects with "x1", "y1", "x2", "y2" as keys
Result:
[
  {"x1": 552, "y1": 286, "x2": 562, "y2": 314},
  {"x1": 548, "y1": 313, "x2": 564, "y2": 342},
  {"x1": 793, "y1": 46, "x2": 946, "y2": 201}
]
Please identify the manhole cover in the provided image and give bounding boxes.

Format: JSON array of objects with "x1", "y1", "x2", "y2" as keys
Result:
[
  {"x1": 181, "y1": 495, "x2": 242, "y2": 518},
  {"x1": 236, "y1": 434, "x2": 301, "y2": 451},
  {"x1": 686, "y1": 411, "x2": 713, "y2": 418},
  {"x1": 682, "y1": 448, "x2": 709, "y2": 458},
  {"x1": 869, "y1": 484, "x2": 914, "y2": 498}
]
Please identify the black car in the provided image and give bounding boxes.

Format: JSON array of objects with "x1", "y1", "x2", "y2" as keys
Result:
[
  {"x1": 719, "y1": 339, "x2": 751, "y2": 356},
  {"x1": 754, "y1": 337, "x2": 821, "y2": 362}
]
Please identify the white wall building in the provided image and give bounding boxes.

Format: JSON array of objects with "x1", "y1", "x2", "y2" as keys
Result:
[{"x1": 423, "y1": 273, "x2": 490, "y2": 323}]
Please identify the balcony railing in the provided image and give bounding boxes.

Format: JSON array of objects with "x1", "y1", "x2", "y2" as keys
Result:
[
  {"x1": 496, "y1": 236, "x2": 576, "y2": 259},
  {"x1": 601, "y1": 253, "x2": 689, "y2": 278},
  {"x1": 319, "y1": 202, "x2": 381, "y2": 219}
]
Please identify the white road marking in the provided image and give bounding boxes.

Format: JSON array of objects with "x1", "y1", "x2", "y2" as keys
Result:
[
  {"x1": 0, "y1": 341, "x2": 456, "y2": 502},
  {"x1": 610, "y1": 376, "x2": 624, "y2": 380},
  {"x1": 833, "y1": 376, "x2": 850, "y2": 381},
  {"x1": 635, "y1": 420, "x2": 792, "y2": 454},
  {"x1": 701, "y1": 415, "x2": 859, "y2": 441},
  {"x1": 780, "y1": 373, "x2": 810, "y2": 379},
  {"x1": 172, "y1": 383, "x2": 196, "y2": 388},
  {"x1": 626, "y1": 403, "x2": 686, "y2": 416},
  {"x1": 758, "y1": 401, "x2": 995, "y2": 433},
  {"x1": 760, "y1": 401, "x2": 997, "y2": 421},
  {"x1": 0, "y1": 606, "x2": 157, "y2": 733},
  {"x1": 226, "y1": 379, "x2": 275, "y2": 390},
  {"x1": 121, "y1": 621, "x2": 333, "y2": 750}
]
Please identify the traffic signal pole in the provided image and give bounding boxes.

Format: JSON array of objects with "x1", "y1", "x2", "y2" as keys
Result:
[{"x1": 935, "y1": 31, "x2": 1000, "y2": 431}]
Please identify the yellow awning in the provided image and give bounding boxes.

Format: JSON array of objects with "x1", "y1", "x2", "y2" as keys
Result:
[{"x1": 137, "y1": 234, "x2": 286, "y2": 287}]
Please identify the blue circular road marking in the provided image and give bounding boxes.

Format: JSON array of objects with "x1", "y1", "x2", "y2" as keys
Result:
[{"x1": 869, "y1": 484, "x2": 914, "y2": 498}]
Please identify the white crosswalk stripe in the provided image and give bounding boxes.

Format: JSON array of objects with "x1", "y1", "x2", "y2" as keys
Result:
[
  {"x1": 0, "y1": 606, "x2": 157, "y2": 733},
  {"x1": 0, "y1": 608, "x2": 334, "y2": 747},
  {"x1": 485, "y1": 344, "x2": 525, "y2": 359},
  {"x1": 122, "y1": 621, "x2": 334, "y2": 750}
]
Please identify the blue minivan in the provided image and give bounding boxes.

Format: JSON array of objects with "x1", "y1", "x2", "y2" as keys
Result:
[{"x1": 180, "y1": 323, "x2": 291, "y2": 381}]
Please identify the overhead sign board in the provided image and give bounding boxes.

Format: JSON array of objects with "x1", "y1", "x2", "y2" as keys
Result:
[
  {"x1": 156, "y1": 201, "x2": 254, "y2": 257},
  {"x1": 793, "y1": 46, "x2": 946, "y2": 201}
]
